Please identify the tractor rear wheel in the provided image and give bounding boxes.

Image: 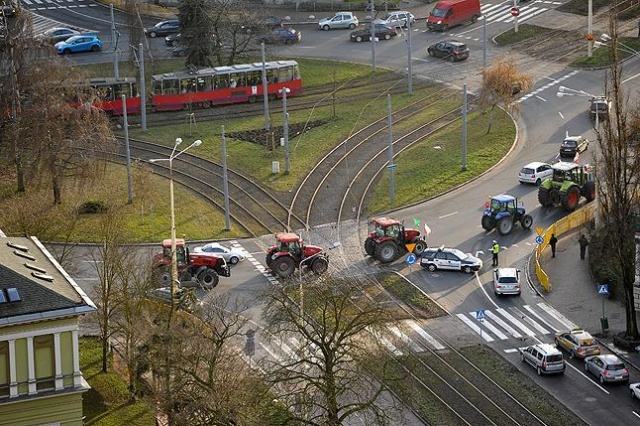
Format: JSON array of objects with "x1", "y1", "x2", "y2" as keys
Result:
[
  {"x1": 583, "y1": 180, "x2": 596, "y2": 202},
  {"x1": 497, "y1": 216, "x2": 514, "y2": 235},
  {"x1": 311, "y1": 257, "x2": 329, "y2": 275},
  {"x1": 481, "y1": 215, "x2": 496, "y2": 231},
  {"x1": 520, "y1": 214, "x2": 533, "y2": 230},
  {"x1": 374, "y1": 241, "x2": 398, "y2": 263},
  {"x1": 562, "y1": 186, "x2": 581, "y2": 211},
  {"x1": 272, "y1": 256, "x2": 296, "y2": 278},
  {"x1": 364, "y1": 238, "x2": 376, "y2": 256},
  {"x1": 197, "y1": 269, "x2": 220, "y2": 289},
  {"x1": 538, "y1": 187, "x2": 552, "y2": 207},
  {"x1": 412, "y1": 239, "x2": 426, "y2": 255}
]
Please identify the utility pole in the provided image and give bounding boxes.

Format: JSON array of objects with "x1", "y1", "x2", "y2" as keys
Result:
[
  {"x1": 462, "y1": 84, "x2": 468, "y2": 171},
  {"x1": 587, "y1": 0, "x2": 593, "y2": 58},
  {"x1": 261, "y1": 43, "x2": 270, "y2": 131},
  {"x1": 282, "y1": 88, "x2": 290, "y2": 174},
  {"x1": 483, "y1": 16, "x2": 487, "y2": 68},
  {"x1": 406, "y1": 17, "x2": 412, "y2": 95},
  {"x1": 221, "y1": 126, "x2": 231, "y2": 231},
  {"x1": 387, "y1": 94, "x2": 395, "y2": 207},
  {"x1": 121, "y1": 95, "x2": 133, "y2": 204},
  {"x1": 110, "y1": 4, "x2": 119, "y2": 80},
  {"x1": 139, "y1": 43, "x2": 147, "y2": 132},
  {"x1": 370, "y1": 0, "x2": 376, "y2": 72}
]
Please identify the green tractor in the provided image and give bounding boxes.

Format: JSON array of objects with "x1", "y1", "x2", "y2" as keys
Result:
[{"x1": 538, "y1": 162, "x2": 596, "y2": 211}]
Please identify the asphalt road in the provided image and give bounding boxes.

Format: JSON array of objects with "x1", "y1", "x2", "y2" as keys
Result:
[{"x1": 31, "y1": 0, "x2": 640, "y2": 423}]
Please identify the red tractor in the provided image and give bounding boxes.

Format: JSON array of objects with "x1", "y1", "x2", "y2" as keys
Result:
[
  {"x1": 364, "y1": 217, "x2": 427, "y2": 263},
  {"x1": 152, "y1": 238, "x2": 231, "y2": 289},
  {"x1": 265, "y1": 232, "x2": 329, "y2": 278}
]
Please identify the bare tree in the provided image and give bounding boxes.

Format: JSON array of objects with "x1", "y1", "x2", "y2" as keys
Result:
[
  {"x1": 594, "y1": 17, "x2": 640, "y2": 343},
  {"x1": 262, "y1": 275, "x2": 395, "y2": 426},
  {"x1": 478, "y1": 56, "x2": 533, "y2": 133}
]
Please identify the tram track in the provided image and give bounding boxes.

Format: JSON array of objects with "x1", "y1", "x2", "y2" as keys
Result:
[{"x1": 111, "y1": 137, "x2": 309, "y2": 236}]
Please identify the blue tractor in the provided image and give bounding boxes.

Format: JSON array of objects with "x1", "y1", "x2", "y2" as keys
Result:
[{"x1": 481, "y1": 194, "x2": 533, "y2": 235}]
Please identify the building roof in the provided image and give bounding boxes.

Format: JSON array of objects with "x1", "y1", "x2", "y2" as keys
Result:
[{"x1": 0, "y1": 236, "x2": 96, "y2": 326}]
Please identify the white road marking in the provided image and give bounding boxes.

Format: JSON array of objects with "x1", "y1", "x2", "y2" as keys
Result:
[
  {"x1": 406, "y1": 319, "x2": 445, "y2": 350},
  {"x1": 497, "y1": 308, "x2": 536, "y2": 337},
  {"x1": 504, "y1": 348, "x2": 518, "y2": 353},
  {"x1": 485, "y1": 310, "x2": 523, "y2": 339},
  {"x1": 438, "y1": 211, "x2": 458, "y2": 219},
  {"x1": 369, "y1": 328, "x2": 403, "y2": 356},
  {"x1": 456, "y1": 313, "x2": 495, "y2": 342},
  {"x1": 388, "y1": 324, "x2": 423, "y2": 352},
  {"x1": 524, "y1": 305, "x2": 559, "y2": 332},
  {"x1": 477, "y1": 317, "x2": 509, "y2": 340},
  {"x1": 512, "y1": 307, "x2": 551, "y2": 334},
  {"x1": 558, "y1": 111, "x2": 565, "y2": 119},
  {"x1": 535, "y1": 95, "x2": 547, "y2": 102},
  {"x1": 537, "y1": 302, "x2": 578, "y2": 330}
]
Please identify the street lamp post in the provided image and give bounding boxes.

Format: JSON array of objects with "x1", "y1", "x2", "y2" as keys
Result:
[
  {"x1": 149, "y1": 138, "x2": 203, "y2": 308},
  {"x1": 557, "y1": 85, "x2": 600, "y2": 130},
  {"x1": 281, "y1": 87, "x2": 291, "y2": 174}
]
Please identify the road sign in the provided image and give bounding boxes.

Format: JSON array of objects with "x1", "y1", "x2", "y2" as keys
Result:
[
  {"x1": 386, "y1": 164, "x2": 397, "y2": 170},
  {"x1": 405, "y1": 243, "x2": 416, "y2": 254},
  {"x1": 597, "y1": 284, "x2": 610, "y2": 296},
  {"x1": 535, "y1": 227, "x2": 544, "y2": 236},
  {"x1": 406, "y1": 253, "x2": 417, "y2": 265},
  {"x1": 535, "y1": 235, "x2": 544, "y2": 245},
  {"x1": 511, "y1": 7, "x2": 519, "y2": 16},
  {"x1": 475, "y1": 309, "x2": 486, "y2": 321}
]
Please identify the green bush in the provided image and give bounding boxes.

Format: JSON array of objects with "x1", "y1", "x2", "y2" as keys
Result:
[{"x1": 78, "y1": 200, "x2": 107, "y2": 214}]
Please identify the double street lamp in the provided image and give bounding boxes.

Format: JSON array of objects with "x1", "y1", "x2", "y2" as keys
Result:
[
  {"x1": 149, "y1": 137, "x2": 202, "y2": 306},
  {"x1": 557, "y1": 85, "x2": 603, "y2": 130}
]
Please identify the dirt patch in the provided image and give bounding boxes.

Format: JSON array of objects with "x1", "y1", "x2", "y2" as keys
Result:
[
  {"x1": 557, "y1": 0, "x2": 611, "y2": 16},
  {"x1": 227, "y1": 119, "x2": 327, "y2": 148}
]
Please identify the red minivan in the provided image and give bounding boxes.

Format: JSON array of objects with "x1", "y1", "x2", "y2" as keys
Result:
[{"x1": 427, "y1": 0, "x2": 481, "y2": 32}]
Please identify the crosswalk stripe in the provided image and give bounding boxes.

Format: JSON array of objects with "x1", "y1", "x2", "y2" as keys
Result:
[
  {"x1": 503, "y1": 7, "x2": 548, "y2": 23},
  {"x1": 388, "y1": 324, "x2": 423, "y2": 352},
  {"x1": 278, "y1": 339, "x2": 300, "y2": 361},
  {"x1": 522, "y1": 305, "x2": 557, "y2": 333},
  {"x1": 512, "y1": 306, "x2": 551, "y2": 334},
  {"x1": 496, "y1": 308, "x2": 536, "y2": 337},
  {"x1": 477, "y1": 316, "x2": 509, "y2": 340},
  {"x1": 484, "y1": 310, "x2": 522, "y2": 339},
  {"x1": 456, "y1": 313, "x2": 495, "y2": 342},
  {"x1": 369, "y1": 328, "x2": 403, "y2": 356},
  {"x1": 537, "y1": 303, "x2": 578, "y2": 330},
  {"x1": 258, "y1": 341, "x2": 282, "y2": 363},
  {"x1": 406, "y1": 319, "x2": 446, "y2": 350}
]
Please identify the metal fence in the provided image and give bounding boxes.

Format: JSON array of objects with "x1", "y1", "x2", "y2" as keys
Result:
[{"x1": 534, "y1": 203, "x2": 596, "y2": 292}]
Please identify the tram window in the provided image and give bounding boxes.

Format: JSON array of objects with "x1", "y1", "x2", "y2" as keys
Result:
[
  {"x1": 247, "y1": 71, "x2": 260, "y2": 86},
  {"x1": 197, "y1": 76, "x2": 212, "y2": 92},
  {"x1": 163, "y1": 79, "x2": 180, "y2": 95},
  {"x1": 267, "y1": 70, "x2": 278, "y2": 84},
  {"x1": 131, "y1": 83, "x2": 138, "y2": 97},
  {"x1": 293, "y1": 65, "x2": 300, "y2": 80},
  {"x1": 215, "y1": 75, "x2": 229, "y2": 89},
  {"x1": 278, "y1": 66, "x2": 293, "y2": 83},
  {"x1": 229, "y1": 73, "x2": 240, "y2": 88},
  {"x1": 112, "y1": 84, "x2": 124, "y2": 99},
  {"x1": 180, "y1": 78, "x2": 196, "y2": 93},
  {"x1": 152, "y1": 80, "x2": 163, "y2": 94}
]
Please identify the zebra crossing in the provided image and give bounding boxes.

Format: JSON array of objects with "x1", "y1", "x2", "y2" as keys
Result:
[
  {"x1": 456, "y1": 302, "x2": 578, "y2": 343},
  {"x1": 479, "y1": 0, "x2": 561, "y2": 26},
  {"x1": 20, "y1": 0, "x2": 97, "y2": 10}
]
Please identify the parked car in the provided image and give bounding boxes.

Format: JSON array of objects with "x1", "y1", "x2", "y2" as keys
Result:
[
  {"x1": 375, "y1": 11, "x2": 415, "y2": 28},
  {"x1": 630, "y1": 382, "x2": 640, "y2": 399},
  {"x1": 38, "y1": 27, "x2": 81, "y2": 44},
  {"x1": 493, "y1": 268, "x2": 521, "y2": 296},
  {"x1": 554, "y1": 328, "x2": 601, "y2": 358},
  {"x1": 55, "y1": 34, "x2": 102, "y2": 54},
  {"x1": 262, "y1": 15, "x2": 284, "y2": 28},
  {"x1": 165, "y1": 33, "x2": 181, "y2": 46},
  {"x1": 559, "y1": 135, "x2": 588, "y2": 159},
  {"x1": 144, "y1": 20, "x2": 180, "y2": 38},
  {"x1": 520, "y1": 344, "x2": 565, "y2": 375},
  {"x1": 350, "y1": 24, "x2": 397, "y2": 42},
  {"x1": 260, "y1": 27, "x2": 301, "y2": 44},
  {"x1": 518, "y1": 161, "x2": 553, "y2": 185},
  {"x1": 420, "y1": 247, "x2": 482, "y2": 273},
  {"x1": 427, "y1": 40, "x2": 469, "y2": 62},
  {"x1": 584, "y1": 354, "x2": 629, "y2": 384},
  {"x1": 589, "y1": 96, "x2": 611, "y2": 122},
  {"x1": 427, "y1": 0, "x2": 481, "y2": 32},
  {"x1": 318, "y1": 12, "x2": 359, "y2": 31},
  {"x1": 193, "y1": 242, "x2": 245, "y2": 265}
]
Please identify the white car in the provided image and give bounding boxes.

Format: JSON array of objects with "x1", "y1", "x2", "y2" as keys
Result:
[
  {"x1": 493, "y1": 268, "x2": 521, "y2": 296},
  {"x1": 420, "y1": 247, "x2": 482, "y2": 274},
  {"x1": 318, "y1": 12, "x2": 359, "y2": 31},
  {"x1": 518, "y1": 162, "x2": 553, "y2": 185},
  {"x1": 192, "y1": 242, "x2": 245, "y2": 264},
  {"x1": 375, "y1": 11, "x2": 415, "y2": 28}
]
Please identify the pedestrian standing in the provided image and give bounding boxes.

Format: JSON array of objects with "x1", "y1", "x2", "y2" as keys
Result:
[
  {"x1": 579, "y1": 234, "x2": 589, "y2": 260},
  {"x1": 491, "y1": 240, "x2": 500, "y2": 266},
  {"x1": 549, "y1": 234, "x2": 558, "y2": 258}
]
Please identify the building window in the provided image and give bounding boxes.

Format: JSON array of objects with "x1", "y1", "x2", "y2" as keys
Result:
[
  {"x1": 0, "y1": 341, "x2": 8, "y2": 397},
  {"x1": 34, "y1": 335, "x2": 54, "y2": 391}
]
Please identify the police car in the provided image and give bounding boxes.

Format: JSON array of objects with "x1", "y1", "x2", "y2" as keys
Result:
[{"x1": 420, "y1": 247, "x2": 482, "y2": 274}]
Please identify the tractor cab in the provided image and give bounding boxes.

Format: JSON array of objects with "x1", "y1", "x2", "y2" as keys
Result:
[
  {"x1": 266, "y1": 232, "x2": 329, "y2": 278},
  {"x1": 482, "y1": 194, "x2": 532, "y2": 236},
  {"x1": 369, "y1": 217, "x2": 406, "y2": 241},
  {"x1": 274, "y1": 232, "x2": 304, "y2": 260},
  {"x1": 161, "y1": 239, "x2": 188, "y2": 266}
]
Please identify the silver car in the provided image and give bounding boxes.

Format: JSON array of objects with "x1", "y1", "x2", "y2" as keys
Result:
[
  {"x1": 375, "y1": 11, "x2": 415, "y2": 28},
  {"x1": 192, "y1": 242, "x2": 245, "y2": 264},
  {"x1": 318, "y1": 12, "x2": 359, "y2": 31},
  {"x1": 584, "y1": 354, "x2": 629, "y2": 384},
  {"x1": 520, "y1": 344, "x2": 565, "y2": 375}
]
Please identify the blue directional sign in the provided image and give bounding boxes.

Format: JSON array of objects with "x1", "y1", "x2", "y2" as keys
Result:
[
  {"x1": 597, "y1": 284, "x2": 610, "y2": 296},
  {"x1": 475, "y1": 309, "x2": 486, "y2": 321},
  {"x1": 535, "y1": 235, "x2": 544, "y2": 245},
  {"x1": 406, "y1": 253, "x2": 417, "y2": 265},
  {"x1": 386, "y1": 164, "x2": 397, "y2": 170}
]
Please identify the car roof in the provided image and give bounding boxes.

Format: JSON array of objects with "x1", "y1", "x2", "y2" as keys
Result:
[
  {"x1": 594, "y1": 354, "x2": 624, "y2": 364},
  {"x1": 491, "y1": 194, "x2": 516, "y2": 202},
  {"x1": 494, "y1": 267, "x2": 518, "y2": 277},
  {"x1": 443, "y1": 40, "x2": 466, "y2": 47},
  {"x1": 565, "y1": 328, "x2": 593, "y2": 339},
  {"x1": 563, "y1": 136, "x2": 582, "y2": 142},
  {"x1": 523, "y1": 161, "x2": 548, "y2": 169},
  {"x1": 532, "y1": 343, "x2": 561, "y2": 354}
]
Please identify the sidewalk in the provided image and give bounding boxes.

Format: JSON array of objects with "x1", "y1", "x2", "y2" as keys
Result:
[{"x1": 534, "y1": 229, "x2": 640, "y2": 371}]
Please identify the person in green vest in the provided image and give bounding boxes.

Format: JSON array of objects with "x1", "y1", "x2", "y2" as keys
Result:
[{"x1": 491, "y1": 240, "x2": 500, "y2": 266}]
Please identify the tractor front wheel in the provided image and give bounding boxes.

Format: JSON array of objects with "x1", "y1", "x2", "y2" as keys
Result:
[
  {"x1": 364, "y1": 238, "x2": 376, "y2": 256},
  {"x1": 498, "y1": 216, "x2": 514, "y2": 235},
  {"x1": 272, "y1": 256, "x2": 296, "y2": 278},
  {"x1": 412, "y1": 239, "x2": 426, "y2": 255},
  {"x1": 311, "y1": 257, "x2": 329, "y2": 275},
  {"x1": 562, "y1": 186, "x2": 581, "y2": 211},
  {"x1": 520, "y1": 214, "x2": 533, "y2": 230},
  {"x1": 583, "y1": 180, "x2": 596, "y2": 202},
  {"x1": 538, "y1": 187, "x2": 552, "y2": 207},
  {"x1": 481, "y1": 215, "x2": 496, "y2": 231},
  {"x1": 197, "y1": 269, "x2": 220, "y2": 289},
  {"x1": 374, "y1": 241, "x2": 398, "y2": 263}
]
